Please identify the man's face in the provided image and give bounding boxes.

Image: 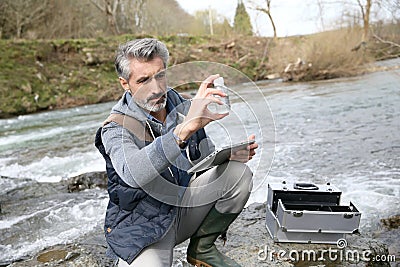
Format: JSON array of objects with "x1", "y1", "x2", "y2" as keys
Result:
[{"x1": 120, "y1": 56, "x2": 167, "y2": 113}]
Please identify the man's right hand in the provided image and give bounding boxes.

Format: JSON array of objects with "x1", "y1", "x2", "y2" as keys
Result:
[{"x1": 173, "y1": 74, "x2": 228, "y2": 142}]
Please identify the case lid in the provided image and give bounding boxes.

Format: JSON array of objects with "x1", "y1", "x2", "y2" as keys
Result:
[{"x1": 267, "y1": 182, "x2": 342, "y2": 214}]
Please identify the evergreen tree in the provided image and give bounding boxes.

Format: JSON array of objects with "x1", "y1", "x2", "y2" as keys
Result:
[{"x1": 233, "y1": 0, "x2": 253, "y2": 36}]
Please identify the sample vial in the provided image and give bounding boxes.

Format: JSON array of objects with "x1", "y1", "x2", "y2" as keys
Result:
[{"x1": 208, "y1": 77, "x2": 231, "y2": 114}]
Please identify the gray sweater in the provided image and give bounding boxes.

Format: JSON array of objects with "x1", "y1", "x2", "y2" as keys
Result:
[{"x1": 101, "y1": 89, "x2": 214, "y2": 188}]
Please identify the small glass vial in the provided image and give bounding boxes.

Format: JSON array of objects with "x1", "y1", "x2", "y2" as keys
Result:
[{"x1": 208, "y1": 77, "x2": 231, "y2": 114}]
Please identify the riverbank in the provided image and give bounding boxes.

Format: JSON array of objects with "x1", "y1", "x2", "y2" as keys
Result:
[
  {"x1": 3, "y1": 172, "x2": 399, "y2": 267},
  {"x1": 1, "y1": 29, "x2": 399, "y2": 118}
]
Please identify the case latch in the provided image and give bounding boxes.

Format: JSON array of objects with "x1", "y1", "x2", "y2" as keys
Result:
[
  {"x1": 293, "y1": 211, "x2": 304, "y2": 217},
  {"x1": 344, "y1": 213, "x2": 354, "y2": 219}
]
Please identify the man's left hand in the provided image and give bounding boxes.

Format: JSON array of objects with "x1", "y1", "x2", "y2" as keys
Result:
[{"x1": 230, "y1": 134, "x2": 258, "y2": 163}]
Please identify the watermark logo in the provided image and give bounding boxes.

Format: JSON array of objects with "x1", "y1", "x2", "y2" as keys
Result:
[
  {"x1": 336, "y1": 238, "x2": 347, "y2": 249},
  {"x1": 257, "y1": 238, "x2": 396, "y2": 264}
]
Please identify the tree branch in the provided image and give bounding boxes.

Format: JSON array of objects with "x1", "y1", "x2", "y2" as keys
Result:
[
  {"x1": 112, "y1": 0, "x2": 119, "y2": 14},
  {"x1": 373, "y1": 33, "x2": 400, "y2": 49},
  {"x1": 356, "y1": 0, "x2": 366, "y2": 21},
  {"x1": 24, "y1": 0, "x2": 49, "y2": 25},
  {"x1": 89, "y1": 0, "x2": 105, "y2": 13},
  {"x1": 254, "y1": 7, "x2": 269, "y2": 13}
]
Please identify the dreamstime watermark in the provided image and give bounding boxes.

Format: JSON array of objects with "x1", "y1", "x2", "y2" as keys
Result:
[{"x1": 257, "y1": 238, "x2": 396, "y2": 264}]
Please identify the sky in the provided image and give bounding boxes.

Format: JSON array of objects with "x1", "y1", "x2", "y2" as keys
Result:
[{"x1": 176, "y1": 0, "x2": 393, "y2": 37}]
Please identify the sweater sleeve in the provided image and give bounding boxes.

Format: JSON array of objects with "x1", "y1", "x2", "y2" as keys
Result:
[
  {"x1": 101, "y1": 122, "x2": 182, "y2": 188},
  {"x1": 189, "y1": 135, "x2": 216, "y2": 166}
]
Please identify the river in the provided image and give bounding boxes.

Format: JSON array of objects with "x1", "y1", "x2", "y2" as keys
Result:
[{"x1": 0, "y1": 61, "x2": 399, "y2": 264}]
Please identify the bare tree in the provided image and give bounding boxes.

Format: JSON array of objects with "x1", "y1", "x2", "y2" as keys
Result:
[
  {"x1": 317, "y1": 0, "x2": 326, "y2": 30},
  {"x1": 115, "y1": 0, "x2": 147, "y2": 34},
  {"x1": 249, "y1": 0, "x2": 277, "y2": 39},
  {"x1": 89, "y1": 0, "x2": 121, "y2": 34},
  {"x1": 193, "y1": 9, "x2": 224, "y2": 35},
  {"x1": 315, "y1": 0, "x2": 400, "y2": 52},
  {"x1": 141, "y1": 0, "x2": 194, "y2": 35},
  {"x1": 40, "y1": 1, "x2": 100, "y2": 39},
  {"x1": 356, "y1": 0, "x2": 372, "y2": 41},
  {"x1": 132, "y1": 0, "x2": 146, "y2": 32},
  {"x1": 0, "y1": 1, "x2": 6, "y2": 38},
  {"x1": 384, "y1": 0, "x2": 400, "y2": 21},
  {"x1": 2, "y1": 0, "x2": 50, "y2": 38}
]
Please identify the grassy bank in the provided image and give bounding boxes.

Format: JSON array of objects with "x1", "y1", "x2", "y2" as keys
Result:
[{"x1": 0, "y1": 29, "x2": 399, "y2": 118}]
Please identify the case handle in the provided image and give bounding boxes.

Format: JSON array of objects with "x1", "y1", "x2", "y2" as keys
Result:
[{"x1": 293, "y1": 182, "x2": 319, "y2": 190}]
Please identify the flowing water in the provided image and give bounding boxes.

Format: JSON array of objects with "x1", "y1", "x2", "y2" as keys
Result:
[{"x1": 0, "y1": 60, "x2": 399, "y2": 263}]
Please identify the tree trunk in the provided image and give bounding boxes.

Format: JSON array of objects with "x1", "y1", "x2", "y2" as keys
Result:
[
  {"x1": 358, "y1": 0, "x2": 372, "y2": 42},
  {"x1": 265, "y1": 0, "x2": 276, "y2": 40},
  {"x1": 16, "y1": 14, "x2": 22, "y2": 38},
  {"x1": 105, "y1": 0, "x2": 118, "y2": 34},
  {"x1": 106, "y1": 0, "x2": 120, "y2": 34},
  {"x1": 90, "y1": 0, "x2": 120, "y2": 35},
  {"x1": 135, "y1": 0, "x2": 146, "y2": 32},
  {"x1": 363, "y1": 0, "x2": 371, "y2": 41},
  {"x1": 254, "y1": 0, "x2": 277, "y2": 40},
  {"x1": 267, "y1": 12, "x2": 277, "y2": 40}
]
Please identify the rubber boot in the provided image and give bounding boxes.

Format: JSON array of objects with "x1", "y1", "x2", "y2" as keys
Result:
[{"x1": 187, "y1": 206, "x2": 241, "y2": 267}]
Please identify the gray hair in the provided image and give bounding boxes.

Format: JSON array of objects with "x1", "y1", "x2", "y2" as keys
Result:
[{"x1": 115, "y1": 38, "x2": 169, "y2": 81}]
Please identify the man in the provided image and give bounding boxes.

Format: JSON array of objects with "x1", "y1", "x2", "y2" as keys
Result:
[{"x1": 95, "y1": 38, "x2": 258, "y2": 267}]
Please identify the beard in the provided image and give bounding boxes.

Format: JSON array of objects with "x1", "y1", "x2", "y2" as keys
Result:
[{"x1": 135, "y1": 93, "x2": 167, "y2": 113}]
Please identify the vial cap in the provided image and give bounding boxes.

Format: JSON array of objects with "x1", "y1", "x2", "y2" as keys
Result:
[{"x1": 213, "y1": 77, "x2": 225, "y2": 87}]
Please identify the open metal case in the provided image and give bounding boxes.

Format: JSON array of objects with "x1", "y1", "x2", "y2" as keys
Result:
[{"x1": 265, "y1": 182, "x2": 361, "y2": 244}]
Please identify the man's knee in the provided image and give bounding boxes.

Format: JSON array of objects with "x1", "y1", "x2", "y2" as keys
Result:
[
  {"x1": 213, "y1": 161, "x2": 253, "y2": 213},
  {"x1": 217, "y1": 160, "x2": 253, "y2": 193}
]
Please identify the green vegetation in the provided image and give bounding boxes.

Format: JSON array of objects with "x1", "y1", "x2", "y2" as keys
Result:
[
  {"x1": 233, "y1": 1, "x2": 253, "y2": 36},
  {"x1": 0, "y1": 25, "x2": 399, "y2": 118},
  {"x1": 0, "y1": 38, "x2": 118, "y2": 116}
]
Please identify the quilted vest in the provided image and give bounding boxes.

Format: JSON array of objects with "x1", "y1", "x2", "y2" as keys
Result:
[{"x1": 95, "y1": 113, "x2": 207, "y2": 264}]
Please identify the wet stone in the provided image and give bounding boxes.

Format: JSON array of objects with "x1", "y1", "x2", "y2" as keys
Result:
[
  {"x1": 37, "y1": 249, "x2": 68, "y2": 262},
  {"x1": 66, "y1": 171, "x2": 107, "y2": 192},
  {"x1": 9, "y1": 244, "x2": 100, "y2": 267},
  {"x1": 381, "y1": 215, "x2": 400, "y2": 230}
]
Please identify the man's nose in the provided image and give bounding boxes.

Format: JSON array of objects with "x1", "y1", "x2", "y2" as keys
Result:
[{"x1": 149, "y1": 77, "x2": 165, "y2": 93}]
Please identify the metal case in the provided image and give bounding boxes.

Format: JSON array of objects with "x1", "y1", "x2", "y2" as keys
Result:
[
  {"x1": 265, "y1": 182, "x2": 361, "y2": 244},
  {"x1": 265, "y1": 206, "x2": 345, "y2": 244}
]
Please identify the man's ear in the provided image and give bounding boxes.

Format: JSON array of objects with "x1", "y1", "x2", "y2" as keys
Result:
[{"x1": 119, "y1": 77, "x2": 129, "y2": 91}]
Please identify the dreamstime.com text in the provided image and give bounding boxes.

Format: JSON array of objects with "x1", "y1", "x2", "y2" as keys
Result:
[{"x1": 257, "y1": 239, "x2": 396, "y2": 264}]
